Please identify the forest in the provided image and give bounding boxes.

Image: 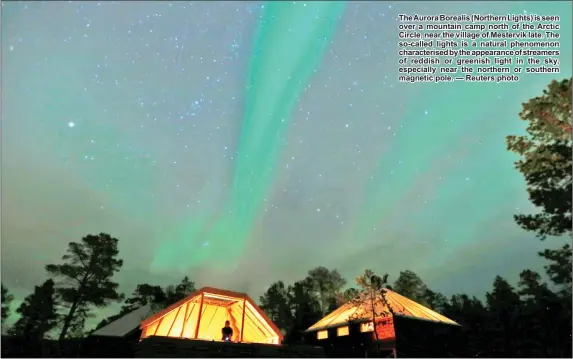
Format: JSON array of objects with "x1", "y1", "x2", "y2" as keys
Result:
[{"x1": 1, "y1": 78, "x2": 571, "y2": 357}]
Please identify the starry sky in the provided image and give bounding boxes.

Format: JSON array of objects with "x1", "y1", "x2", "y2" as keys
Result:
[{"x1": 2, "y1": 1, "x2": 572, "y2": 326}]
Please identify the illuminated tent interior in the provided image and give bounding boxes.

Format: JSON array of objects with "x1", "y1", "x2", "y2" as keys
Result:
[
  {"x1": 139, "y1": 287, "x2": 283, "y2": 345},
  {"x1": 306, "y1": 288, "x2": 459, "y2": 336}
]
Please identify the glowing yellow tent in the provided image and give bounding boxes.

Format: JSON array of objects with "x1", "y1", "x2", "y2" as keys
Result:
[
  {"x1": 139, "y1": 287, "x2": 283, "y2": 345},
  {"x1": 306, "y1": 288, "x2": 459, "y2": 340}
]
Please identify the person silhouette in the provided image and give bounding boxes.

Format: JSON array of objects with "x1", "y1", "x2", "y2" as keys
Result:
[{"x1": 222, "y1": 320, "x2": 233, "y2": 342}]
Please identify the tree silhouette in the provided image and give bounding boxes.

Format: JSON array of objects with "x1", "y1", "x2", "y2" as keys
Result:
[
  {"x1": 539, "y1": 244, "x2": 572, "y2": 294},
  {"x1": 503, "y1": 77, "x2": 572, "y2": 357},
  {"x1": 258, "y1": 279, "x2": 322, "y2": 343},
  {"x1": 286, "y1": 279, "x2": 321, "y2": 343},
  {"x1": 423, "y1": 288, "x2": 449, "y2": 314},
  {"x1": 506, "y1": 78, "x2": 572, "y2": 239},
  {"x1": 306, "y1": 267, "x2": 346, "y2": 315},
  {"x1": 46, "y1": 233, "x2": 124, "y2": 340},
  {"x1": 66, "y1": 303, "x2": 94, "y2": 338},
  {"x1": 122, "y1": 283, "x2": 167, "y2": 312},
  {"x1": 8, "y1": 279, "x2": 59, "y2": 342},
  {"x1": 352, "y1": 269, "x2": 392, "y2": 344},
  {"x1": 259, "y1": 281, "x2": 293, "y2": 333},
  {"x1": 336, "y1": 287, "x2": 360, "y2": 306},
  {"x1": 392, "y1": 270, "x2": 429, "y2": 305},
  {"x1": 517, "y1": 269, "x2": 566, "y2": 357},
  {"x1": 1, "y1": 284, "x2": 14, "y2": 324},
  {"x1": 442, "y1": 294, "x2": 489, "y2": 356},
  {"x1": 499, "y1": 77, "x2": 573, "y2": 357},
  {"x1": 4, "y1": 260, "x2": 570, "y2": 357},
  {"x1": 164, "y1": 276, "x2": 196, "y2": 305},
  {"x1": 485, "y1": 276, "x2": 523, "y2": 356}
]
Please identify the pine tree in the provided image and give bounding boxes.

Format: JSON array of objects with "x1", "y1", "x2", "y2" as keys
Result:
[
  {"x1": 485, "y1": 276, "x2": 523, "y2": 356},
  {"x1": 506, "y1": 78, "x2": 572, "y2": 239},
  {"x1": 259, "y1": 281, "x2": 293, "y2": 332},
  {"x1": 46, "y1": 233, "x2": 124, "y2": 340},
  {"x1": 165, "y1": 276, "x2": 196, "y2": 305},
  {"x1": 9, "y1": 279, "x2": 59, "y2": 341},
  {"x1": 122, "y1": 283, "x2": 167, "y2": 313},
  {"x1": 305, "y1": 267, "x2": 346, "y2": 315},
  {"x1": 285, "y1": 280, "x2": 321, "y2": 343},
  {"x1": 392, "y1": 270, "x2": 429, "y2": 304}
]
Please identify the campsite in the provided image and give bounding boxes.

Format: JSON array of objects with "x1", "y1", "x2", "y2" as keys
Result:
[
  {"x1": 2, "y1": 0, "x2": 572, "y2": 357},
  {"x1": 2, "y1": 50, "x2": 571, "y2": 359}
]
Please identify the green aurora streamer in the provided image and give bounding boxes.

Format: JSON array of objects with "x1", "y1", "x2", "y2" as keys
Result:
[{"x1": 152, "y1": 1, "x2": 345, "y2": 272}]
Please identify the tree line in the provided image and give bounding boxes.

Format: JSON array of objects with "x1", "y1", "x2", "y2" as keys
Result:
[
  {"x1": 1, "y1": 78, "x2": 570, "y2": 357},
  {"x1": 257, "y1": 256, "x2": 571, "y2": 357}
]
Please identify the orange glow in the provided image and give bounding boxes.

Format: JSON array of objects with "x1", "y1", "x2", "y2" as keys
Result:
[
  {"x1": 307, "y1": 288, "x2": 459, "y2": 334},
  {"x1": 144, "y1": 321, "x2": 159, "y2": 337},
  {"x1": 139, "y1": 287, "x2": 282, "y2": 345},
  {"x1": 337, "y1": 326, "x2": 349, "y2": 336},
  {"x1": 374, "y1": 317, "x2": 395, "y2": 341},
  {"x1": 360, "y1": 322, "x2": 374, "y2": 332},
  {"x1": 317, "y1": 330, "x2": 328, "y2": 340}
]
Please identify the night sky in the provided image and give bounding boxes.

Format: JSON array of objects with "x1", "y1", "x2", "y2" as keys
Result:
[{"x1": 2, "y1": 1, "x2": 572, "y2": 326}]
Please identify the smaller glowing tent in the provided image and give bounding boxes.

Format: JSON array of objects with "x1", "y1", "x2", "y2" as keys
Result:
[
  {"x1": 306, "y1": 288, "x2": 459, "y2": 338},
  {"x1": 139, "y1": 287, "x2": 283, "y2": 345}
]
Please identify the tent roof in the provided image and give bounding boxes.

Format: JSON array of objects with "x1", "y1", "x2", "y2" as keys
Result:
[
  {"x1": 139, "y1": 286, "x2": 283, "y2": 341},
  {"x1": 92, "y1": 304, "x2": 154, "y2": 337},
  {"x1": 306, "y1": 288, "x2": 459, "y2": 332}
]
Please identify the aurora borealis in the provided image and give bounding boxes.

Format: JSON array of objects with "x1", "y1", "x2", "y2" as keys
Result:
[
  {"x1": 2, "y1": 0, "x2": 572, "y2": 326},
  {"x1": 153, "y1": 1, "x2": 346, "y2": 270}
]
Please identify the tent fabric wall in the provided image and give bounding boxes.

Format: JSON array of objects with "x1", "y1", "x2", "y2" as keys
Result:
[
  {"x1": 306, "y1": 288, "x2": 459, "y2": 333},
  {"x1": 139, "y1": 287, "x2": 282, "y2": 345}
]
